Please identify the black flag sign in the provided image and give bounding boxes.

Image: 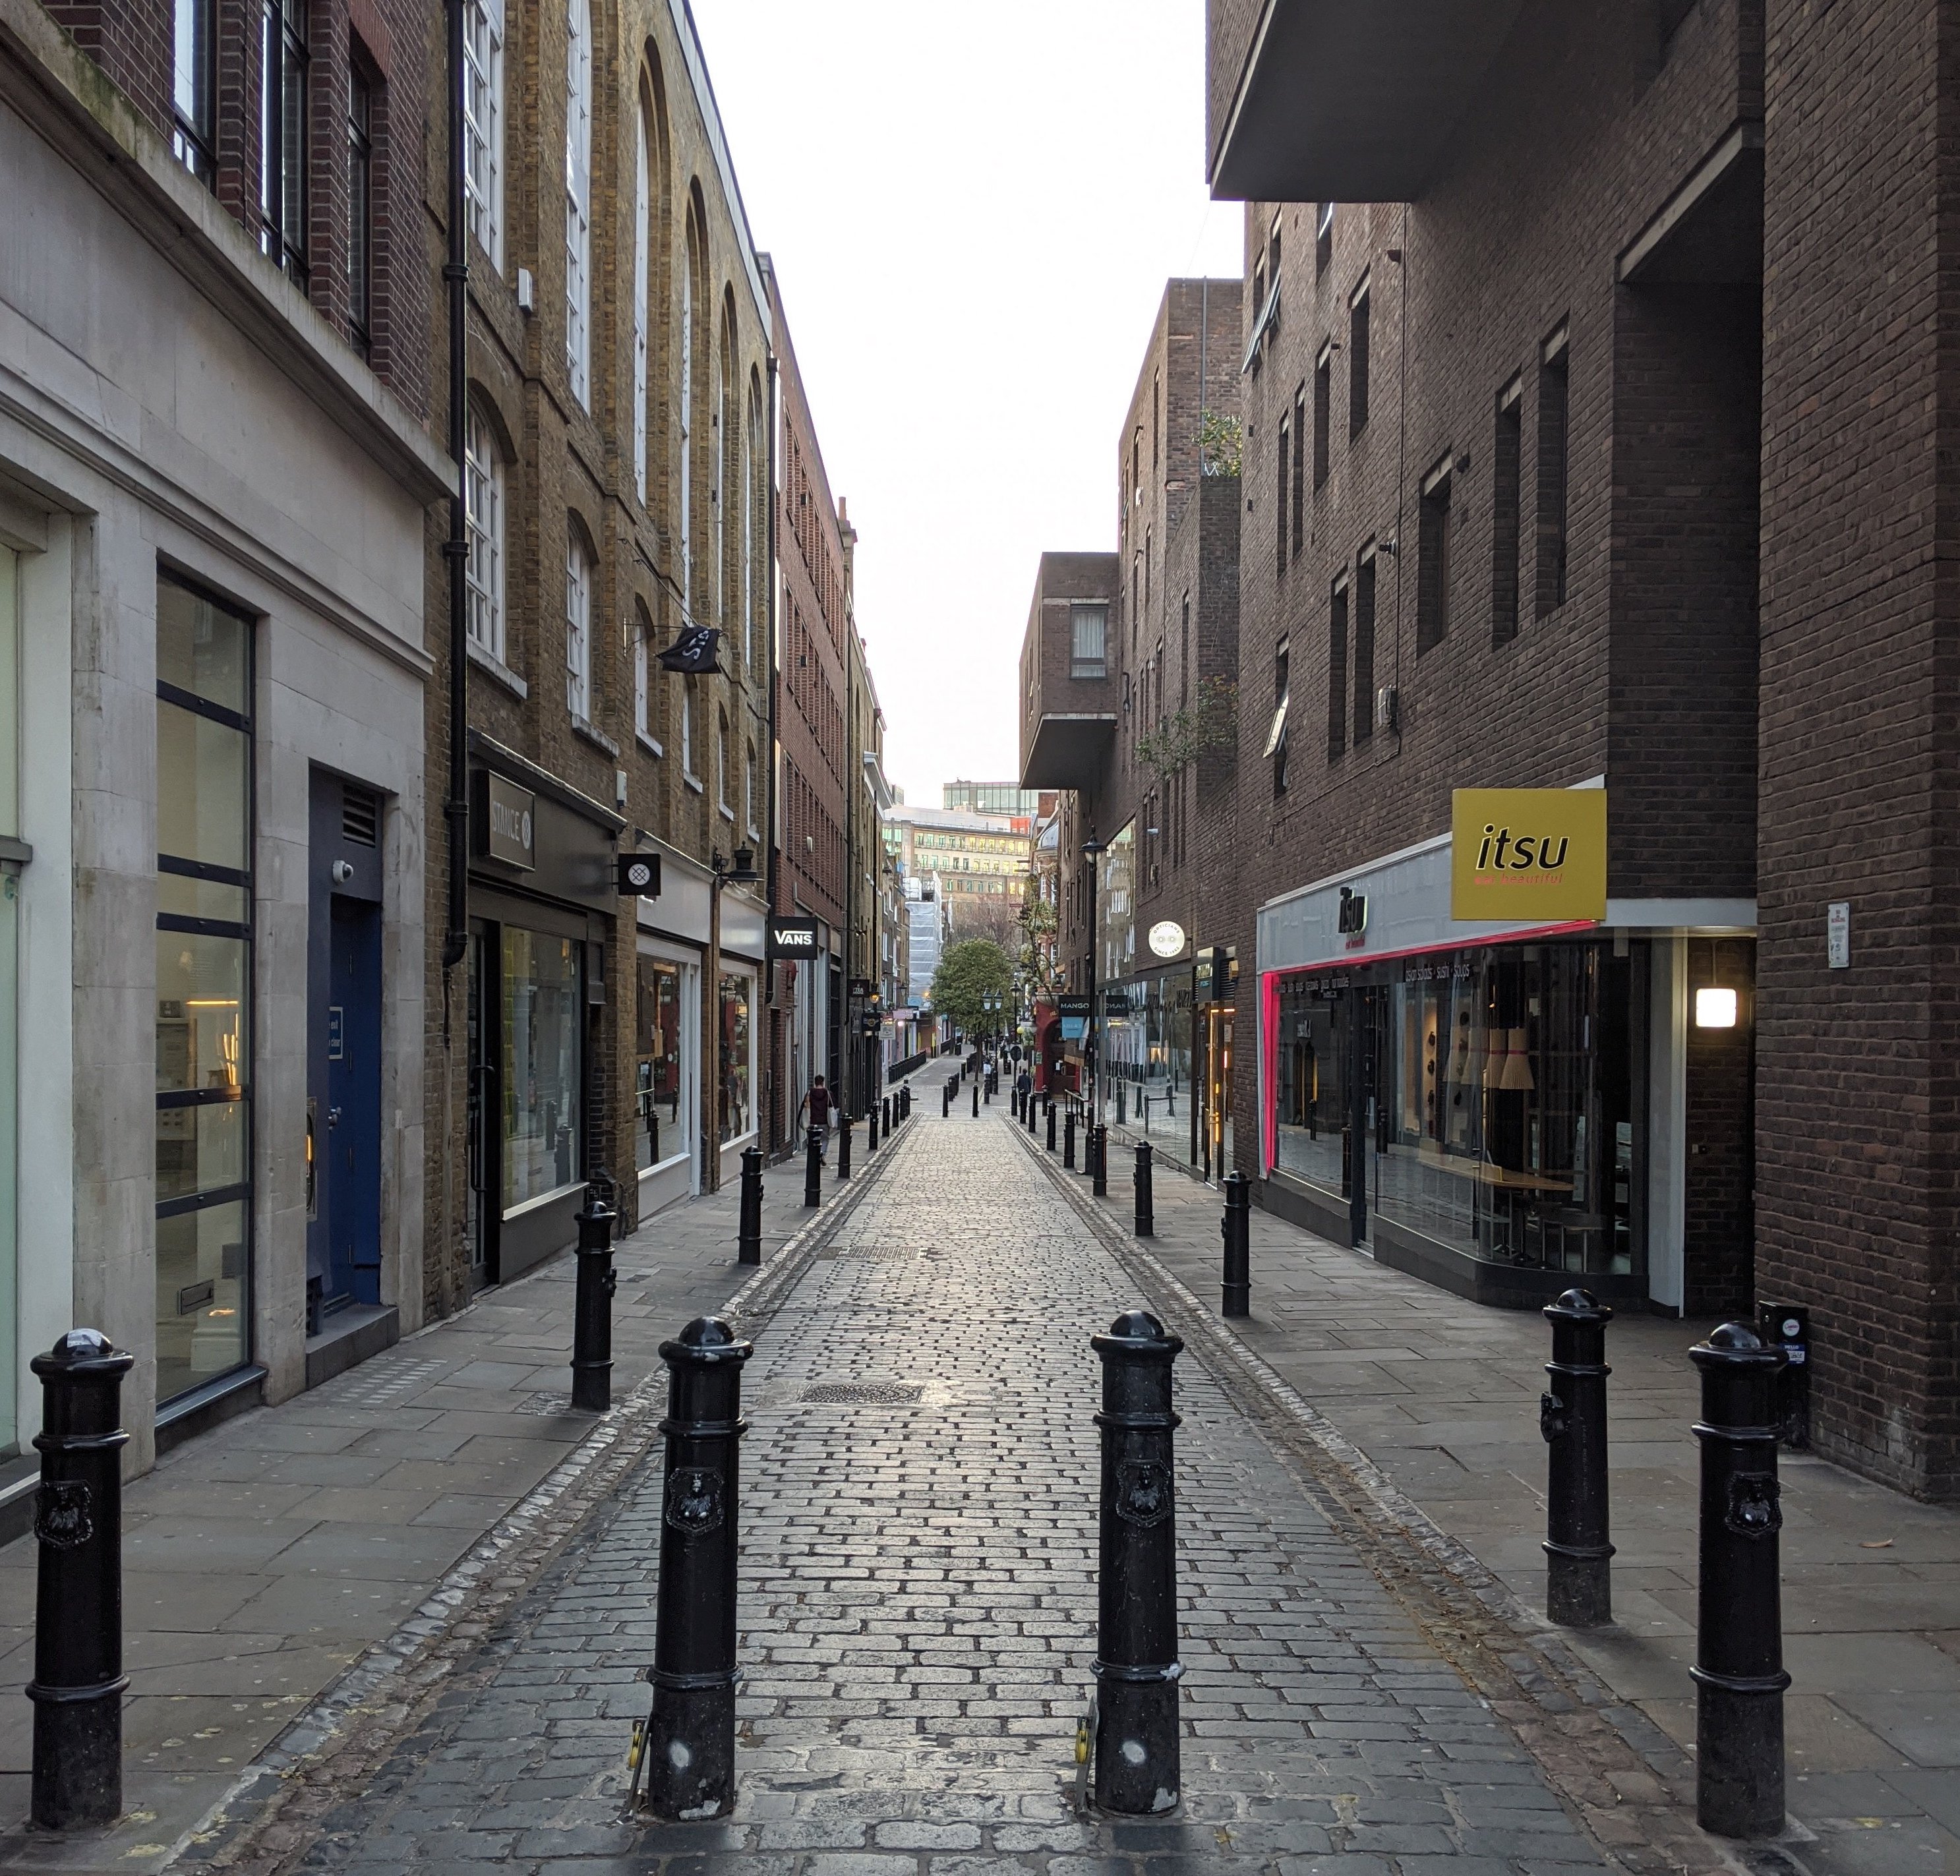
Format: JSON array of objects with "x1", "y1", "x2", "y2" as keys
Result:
[{"x1": 656, "y1": 624, "x2": 721, "y2": 674}]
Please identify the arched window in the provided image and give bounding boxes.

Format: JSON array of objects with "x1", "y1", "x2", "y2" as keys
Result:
[
  {"x1": 715, "y1": 305, "x2": 732, "y2": 620},
  {"x1": 680, "y1": 210, "x2": 698, "y2": 608},
  {"x1": 717, "y1": 708, "x2": 731, "y2": 815},
  {"x1": 632, "y1": 101, "x2": 650, "y2": 502},
  {"x1": 745, "y1": 738, "x2": 759, "y2": 837},
  {"x1": 565, "y1": 524, "x2": 592, "y2": 720},
  {"x1": 744, "y1": 373, "x2": 761, "y2": 677},
  {"x1": 679, "y1": 681, "x2": 694, "y2": 778},
  {"x1": 634, "y1": 603, "x2": 653, "y2": 742},
  {"x1": 564, "y1": 0, "x2": 592, "y2": 406},
  {"x1": 464, "y1": 403, "x2": 505, "y2": 661}
]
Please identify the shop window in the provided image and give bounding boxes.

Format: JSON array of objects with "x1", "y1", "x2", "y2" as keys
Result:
[
  {"x1": 155, "y1": 573, "x2": 254, "y2": 1405},
  {"x1": 719, "y1": 973, "x2": 752, "y2": 1144},
  {"x1": 500, "y1": 927, "x2": 582, "y2": 1210},
  {"x1": 1537, "y1": 328, "x2": 1570, "y2": 616},
  {"x1": 635, "y1": 954, "x2": 685, "y2": 1173}
]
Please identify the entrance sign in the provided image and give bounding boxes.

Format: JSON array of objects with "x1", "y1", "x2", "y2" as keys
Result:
[
  {"x1": 1450, "y1": 788, "x2": 1607, "y2": 922},
  {"x1": 767, "y1": 916, "x2": 821, "y2": 959},
  {"x1": 479, "y1": 773, "x2": 536, "y2": 871}
]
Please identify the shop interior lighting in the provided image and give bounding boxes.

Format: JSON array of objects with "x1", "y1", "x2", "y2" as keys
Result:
[{"x1": 1695, "y1": 987, "x2": 1738, "y2": 1029}]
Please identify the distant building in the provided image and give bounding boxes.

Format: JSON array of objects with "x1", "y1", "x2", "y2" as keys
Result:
[
  {"x1": 942, "y1": 781, "x2": 1050, "y2": 819},
  {"x1": 905, "y1": 875, "x2": 946, "y2": 1009},
  {"x1": 883, "y1": 803, "x2": 1032, "y2": 946}
]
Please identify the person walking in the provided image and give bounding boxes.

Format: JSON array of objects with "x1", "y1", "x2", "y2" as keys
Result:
[
  {"x1": 1015, "y1": 1065, "x2": 1032, "y2": 1110},
  {"x1": 798, "y1": 1074, "x2": 834, "y2": 1160}
]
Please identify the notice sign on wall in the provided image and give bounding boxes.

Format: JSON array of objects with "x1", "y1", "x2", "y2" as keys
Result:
[{"x1": 1450, "y1": 788, "x2": 1607, "y2": 923}]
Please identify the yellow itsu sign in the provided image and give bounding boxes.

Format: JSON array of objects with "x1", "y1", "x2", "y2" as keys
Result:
[{"x1": 1450, "y1": 788, "x2": 1607, "y2": 923}]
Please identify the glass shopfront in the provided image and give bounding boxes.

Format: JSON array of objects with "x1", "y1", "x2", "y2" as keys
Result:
[
  {"x1": 635, "y1": 954, "x2": 687, "y2": 1174},
  {"x1": 1273, "y1": 938, "x2": 1640, "y2": 1285},
  {"x1": 1104, "y1": 972, "x2": 1195, "y2": 1164},
  {"x1": 500, "y1": 926, "x2": 583, "y2": 1210},
  {"x1": 718, "y1": 970, "x2": 753, "y2": 1145},
  {"x1": 154, "y1": 573, "x2": 254, "y2": 1403}
]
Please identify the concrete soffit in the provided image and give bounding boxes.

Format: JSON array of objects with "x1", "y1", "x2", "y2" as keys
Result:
[{"x1": 0, "y1": 0, "x2": 454, "y2": 507}]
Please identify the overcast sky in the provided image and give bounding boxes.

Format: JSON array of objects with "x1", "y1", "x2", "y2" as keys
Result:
[{"x1": 688, "y1": 0, "x2": 1243, "y2": 807}]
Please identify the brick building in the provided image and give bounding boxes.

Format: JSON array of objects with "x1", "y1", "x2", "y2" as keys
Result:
[
  {"x1": 1019, "y1": 279, "x2": 1244, "y2": 1179},
  {"x1": 0, "y1": 0, "x2": 448, "y2": 1469},
  {"x1": 428, "y1": 0, "x2": 774, "y2": 1308},
  {"x1": 1207, "y1": 0, "x2": 1957, "y2": 1498}
]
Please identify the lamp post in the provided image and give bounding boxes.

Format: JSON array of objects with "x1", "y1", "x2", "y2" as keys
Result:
[
  {"x1": 1082, "y1": 831, "x2": 1106, "y2": 1133},
  {"x1": 704, "y1": 844, "x2": 761, "y2": 1194}
]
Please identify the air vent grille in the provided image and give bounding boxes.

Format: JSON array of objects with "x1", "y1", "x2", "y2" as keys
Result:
[{"x1": 342, "y1": 786, "x2": 380, "y2": 848}]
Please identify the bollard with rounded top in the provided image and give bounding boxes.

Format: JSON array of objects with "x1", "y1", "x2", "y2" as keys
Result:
[
  {"x1": 643, "y1": 1318, "x2": 754, "y2": 1820},
  {"x1": 1028, "y1": 1088, "x2": 1040, "y2": 1135},
  {"x1": 570, "y1": 1190, "x2": 618, "y2": 1411},
  {"x1": 868, "y1": 1098, "x2": 879, "y2": 1152},
  {"x1": 883, "y1": 1096, "x2": 893, "y2": 1136},
  {"x1": 28, "y1": 1330, "x2": 134, "y2": 1829},
  {"x1": 1047, "y1": 1101, "x2": 1058, "y2": 1154},
  {"x1": 1220, "y1": 1172, "x2": 1251, "y2": 1317},
  {"x1": 972, "y1": 1082, "x2": 980, "y2": 1119},
  {"x1": 1541, "y1": 1289, "x2": 1613, "y2": 1626},
  {"x1": 837, "y1": 1114, "x2": 852, "y2": 1182},
  {"x1": 1090, "y1": 1125, "x2": 1108, "y2": 1197},
  {"x1": 1691, "y1": 1322, "x2": 1789, "y2": 1839},
  {"x1": 737, "y1": 1146, "x2": 763, "y2": 1266},
  {"x1": 1064, "y1": 1109, "x2": 1077, "y2": 1169},
  {"x1": 1090, "y1": 1309, "x2": 1183, "y2": 1814},
  {"x1": 1134, "y1": 1144, "x2": 1155, "y2": 1237},
  {"x1": 804, "y1": 1125, "x2": 823, "y2": 1207},
  {"x1": 942, "y1": 1082, "x2": 951, "y2": 1119}
]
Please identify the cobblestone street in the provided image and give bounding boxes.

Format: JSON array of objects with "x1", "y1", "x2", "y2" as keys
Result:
[{"x1": 241, "y1": 1110, "x2": 1628, "y2": 1875}]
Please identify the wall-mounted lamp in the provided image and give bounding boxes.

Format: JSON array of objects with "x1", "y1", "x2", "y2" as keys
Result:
[{"x1": 1695, "y1": 987, "x2": 1739, "y2": 1029}]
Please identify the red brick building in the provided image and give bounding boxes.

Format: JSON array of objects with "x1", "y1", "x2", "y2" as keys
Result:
[{"x1": 1207, "y1": 0, "x2": 1955, "y2": 1498}]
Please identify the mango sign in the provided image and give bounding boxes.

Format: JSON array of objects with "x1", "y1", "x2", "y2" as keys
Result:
[{"x1": 1450, "y1": 789, "x2": 1607, "y2": 923}]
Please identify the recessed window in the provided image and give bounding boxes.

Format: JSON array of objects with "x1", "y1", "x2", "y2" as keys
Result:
[
  {"x1": 1536, "y1": 328, "x2": 1570, "y2": 616},
  {"x1": 1313, "y1": 346, "x2": 1332, "y2": 490},
  {"x1": 1290, "y1": 384, "x2": 1307, "y2": 557},
  {"x1": 1493, "y1": 379, "x2": 1523, "y2": 645},
  {"x1": 1353, "y1": 554, "x2": 1376, "y2": 747},
  {"x1": 1326, "y1": 580, "x2": 1348, "y2": 763},
  {"x1": 565, "y1": 527, "x2": 592, "y2": 720},
  {"x1": 346, "y1": 62, "x2": 374, "y2": 359},
  {"x1": 1270, "y1": 635, "x2": 1292, "y2": 794},
  {"x1": 1417, "y1": 465, "x2": 1452, "y2": 653},
  {"x1": 464, "y1": 407, "x2": 505, "y2": 662},
  {"x1": 173, "y1": 0, "x2": 216, "y2": 185},
  {"x1": 462, "y1": 0, "x2": 504, "y2": 265},
  {"x1": 564, "y1": 0, "x2": 593, "y2": 406},
  {"x1": 1275, "y1": 415, "x2": 1290, "y2": 578},
  {"x1": 260, "y1": 0, "x2": 309, "y2": 281},
  {"x1": 634, "y1": 608, "x2": 653, "y2": 742},
  {"x1": 632, "y1": 103, "x2": 651, "y2": 504},
  {"x1": 1316, "y1": 200, "x2": 1334, "y2": 274},
  {"x1": 1071, "y1": 602, "x2": 1106, "y2": 680},
  {"x1": 1348, "y1": 283, "x2": 1371, "y2": 438}
]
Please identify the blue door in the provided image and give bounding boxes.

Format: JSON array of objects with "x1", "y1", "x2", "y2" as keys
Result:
[{"x1": 326, "y1": 897, "x2": 382, "y2": 1304}]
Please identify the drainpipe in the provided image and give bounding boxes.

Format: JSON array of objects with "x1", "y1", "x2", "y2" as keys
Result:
[
  {"x1": 764, "y1": 347, "x2": 781, "y2": 1152},
  {"x1": 440, "y1": 0, "x2": 469, "y2": 973}
]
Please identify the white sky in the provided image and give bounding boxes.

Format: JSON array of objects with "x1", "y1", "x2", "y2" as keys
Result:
[{"x1": 688, "y1": 0, "x2": 1243, "y2": 807}]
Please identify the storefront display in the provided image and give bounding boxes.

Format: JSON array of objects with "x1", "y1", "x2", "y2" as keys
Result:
[
  {"x1": 501, "y1": 928, "x2": 583, "y2": 1210},
  {"x1": 719, "y1": 972, "x2": 753, "y2": 1144},
  {"x1": 636, "y1": 955, "x2": 686, "y2": 1173},
  {"x1": 1103, "y1": 972, "x2": 1195, "y2": 1164}
]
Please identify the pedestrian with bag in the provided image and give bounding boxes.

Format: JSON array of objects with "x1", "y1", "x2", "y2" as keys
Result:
[{"x1": 798, "y1": 1074, "x2": 834, "y2": 1161}]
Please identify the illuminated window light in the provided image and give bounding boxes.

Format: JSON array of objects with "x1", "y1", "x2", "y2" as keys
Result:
[{"x1": 1695, "y1": 987, "x2": 1738, "y2": 1029}]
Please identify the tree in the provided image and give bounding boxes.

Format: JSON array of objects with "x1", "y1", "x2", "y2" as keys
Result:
[
  {"x1": 1019, "y1": 896, "x2": 1063, "y2": 1001},
  {"x1": 1134, "y1": 676, "x2": 1239, "y2": 783},
  {"x1": 930, "y1": 938, "x2": 1015, "y2": 1037}
]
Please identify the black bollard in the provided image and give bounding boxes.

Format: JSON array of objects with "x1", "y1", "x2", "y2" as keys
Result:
[
  {"x1": 904, "y1": 1086, "x2": 912, "y2": 1121},
  {"x1": 1690, "y1": 1323, "x2": 1789, "y2": 1840},
  {"x1": 868, "y1": 1099, "x2": 879, "y2": 1152},
  {"x1": 943, "y1": 1083, "x2": 951, "y2": 1119},
  {"x1": 883, "y1": 1096, "x2": 893, "y2": 1136},
  {"x1": 1090, "y1": 1309, "x2": 1183, "y2": 1815},
  {"x1": 837, "y1": 1114, "x2": 852, "y2": 1182},
  {"x1": 1028, "y1": 1089, "x2": 1040, "y2": 1135},
  {"x1": 1064, "y1": 1109, "x2": 1077, "y2": 1168},
  {"x1": 641, "y1": 1318, "x2": 753, "y2": 1820},
  {"x1": 737, "y1": 1145, "x2": 763, "y2": 1266},
  {"x1": 1134, "y1": 1144, "x2": 1155, "y2": 1237},
  {"x1": 570, "y1": 1191, "x2": 618, "y2": 1412},
  {"x1": 1048, "y1": 1101, "x2": 1058, "y2": 1153},
  {"x1": 28, "y1": 1330, "x2": 134, "y2": 1829},
  {"x1": 1220, "y1": 1171, "x2": 1250, "y2": 1318},
  {"x1": 1091, "y1": 1125, "x2": 1108, "y2": 1198},
  {"x1": 1541, "y1": 1289, "x2": 1613, "y2": 1626},
  {"x1": 972, "y1": 1082, "x2": 980, "y2": 1119},
  {"x1": 804, "y1": 1125, "x2": 823, "y2": 1207}
]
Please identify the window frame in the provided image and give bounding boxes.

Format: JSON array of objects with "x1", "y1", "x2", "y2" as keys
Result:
[
  {"x1": 464, "y1": 406, "x2": 506, "y2": 663},
  {"x1": 462, "y1": 0, "x2": 504, "y2": 267},
  {"x1": 564, "y1": 0, "x2": 593, "y2": 406},
  {"x1": 1070, "y1": 601, "x2": 1108, "y2": 680},
  {"x1": 346, "y1": 59, "x2": 374, "y2": 359},
  {"x1": 173, "y1": 0, "x2": 217, "y2": 185},
  {"x1": 565, "y1": 526, "x2": 593, "y2": 721},
  {"x1": 259, "y1": 0, "x2": 310, "y2": 282}
]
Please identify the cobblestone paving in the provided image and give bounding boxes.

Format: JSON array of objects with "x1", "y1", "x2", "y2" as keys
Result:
[{"x1": 279, "y1": 1112, "x2": 1613, "y2": 1874}]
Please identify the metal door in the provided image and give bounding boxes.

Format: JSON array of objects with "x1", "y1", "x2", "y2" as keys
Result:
[{"x1": 326, "y1": 898, "x2": 383, "y2": 1304}]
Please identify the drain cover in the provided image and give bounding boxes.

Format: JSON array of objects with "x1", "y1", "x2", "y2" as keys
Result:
[
  {"x1": 825, "y1": 1245, "x2": 921, "y2": 1261},
  {"x1": 799, "y1": 1382, "x2": 924, "y2": 1405}
]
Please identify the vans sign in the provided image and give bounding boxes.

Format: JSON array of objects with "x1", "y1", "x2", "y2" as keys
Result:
[{"x1": 1450, "y1": 788, "x2": 1607, "y2": 923}]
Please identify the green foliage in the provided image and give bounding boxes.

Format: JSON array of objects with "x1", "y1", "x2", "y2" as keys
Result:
[
  {"x1": 1134, "y1": 676, "x2": 1240, "y2": 782},
  {"x1": 1199, "y1": 411, "x2": 1242, "y2": 479},
  {"x1": 929, "y1": 937, "x2": 1016, "y2": 1034},
  {"x1": 1018, "y1": 897, "x2": 1063, "y2": 1001}
]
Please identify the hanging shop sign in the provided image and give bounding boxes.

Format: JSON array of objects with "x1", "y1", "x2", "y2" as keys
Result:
[
  {"x1": 1057, "y1": 993, "x2": 1091, "y2": 1043},
  {"x1": 616, "y1": 852, "x2": 661, "y2": 896},
  {"x1": 1147, "y1": 920, "x2": 1187, "y2": 959},
  {"x1": 1450, "y1": 788, "x2": 1607, "y2": 923},
  {"x1": 767, "y1": 916, "x2": 821, "y2": 958}
]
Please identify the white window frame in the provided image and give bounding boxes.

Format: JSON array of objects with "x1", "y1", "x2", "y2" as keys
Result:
[
  {"x1": 680, "y1": 684, "x2": 696, "y2": 782},
  {"x1": 680, "y1": 221, "x2": 696, "y2": 607},
  {"x1": 634, "y1": 613, "x2": 653, "y2": 743},
  {"x1": 465, "y1": 407, "x2": 505, "y2": 662},
  {"x1": 566, "y1": 529, "x2": 592, "y2": 720},
  {"x1": 742, "y1": 383, "x2": 757, "y2": 674},
  {"x1": 463, "y1": 0, "x2": 503, "y2": 266},
  {"x1": 717, "y1": 711, "x2": 732, "y2": 819},
  {"x1": 564, "y1": 0, "x2": 592, "y2": 406},
  {"x1": 714, "y1": 341, "x2": 728, "y2": 622},
  {"x1": 632, "y1": 105, "x2": 650, "y2": 504}
]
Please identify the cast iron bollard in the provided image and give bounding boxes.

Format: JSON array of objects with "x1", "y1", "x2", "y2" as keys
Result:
[
  {"x1": 984, "y1": 1073, "x2": 992, "y2": 1105},
  {"x1": 736, "y1": 1146, "x2": 763, "y2": 1266},
  {"x1": 883, "y1": 1096, "x2": 893, "y2": 1136},
  {"x1": 570, "y1": 1191, "x2": 618, "y2": 1412},
  {"x1": 1048, "y1": 1101, "x2": 1058, "y2": 1153},
  {"x1": 804, "y1": 1125, "x2": 823, "y2": 1207},
  {"x1": 1028, "y1": 1090, "x2": 1040, "y2": 1135},
  {"x1": 28, "y1": 1330, "x2": 134, "y2": 1829},
  {"x1": 1134, "y1": 1144, "x2": 1155, "y2": 1238},
  {"x1": 1220, "y1": 1172, "x2": 1251, "y2": 1318},
  {"x1": 972, "y1": 1082, "x2": 980, "y2": 1119},
  {"x1": 837, "y1": 1114, "x2": 852, "y2": 1182},
  {"x1": 868, "y1": 1099, "x2": 879, "y2": 1152},
  {"x1": 1690, "y1": 1323, "x2": 1789, "y2": 1839},
  {"x1": 1064, "y1": 1109, "x2": 1077, "y2": 1168},
  {"x1": 1541, "y1": 1289, "x2": 1613, "y2": 1626},
  {"x1": 1090, "y1": 1309, "x2": 1183, "y2": 1815},
  {"x1": 1090, "y1": 1125, "x2": 1108, "y2": 1197},
  {"x1": 942, "y1": 1082, "x2": 951, "y2": 1119},
  {"x1": 641, "y1": 1317, "x2": 753, "y2": 1821}
]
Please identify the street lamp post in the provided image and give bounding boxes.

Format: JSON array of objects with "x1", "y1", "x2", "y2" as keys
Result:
[{"x1": 1081, "y1": 831, "x2": 1106, "y2": 1132}]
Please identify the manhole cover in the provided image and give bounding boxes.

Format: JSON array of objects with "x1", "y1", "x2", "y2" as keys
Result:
[
  {"x1": 825, "y1": 1246, "x2": 923, "y2": 1261},
  {"x1": 799, "y1": 1382, "x2": 924, "y2": 1405}
]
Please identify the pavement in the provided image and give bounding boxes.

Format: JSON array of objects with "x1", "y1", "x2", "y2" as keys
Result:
[
  {"x1": 0, "y1": 1082, "x2": 1949, "y2": 1875},
  {"x1": 0, "y1": 1101, "x2": 916, "y2": 1873}
]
